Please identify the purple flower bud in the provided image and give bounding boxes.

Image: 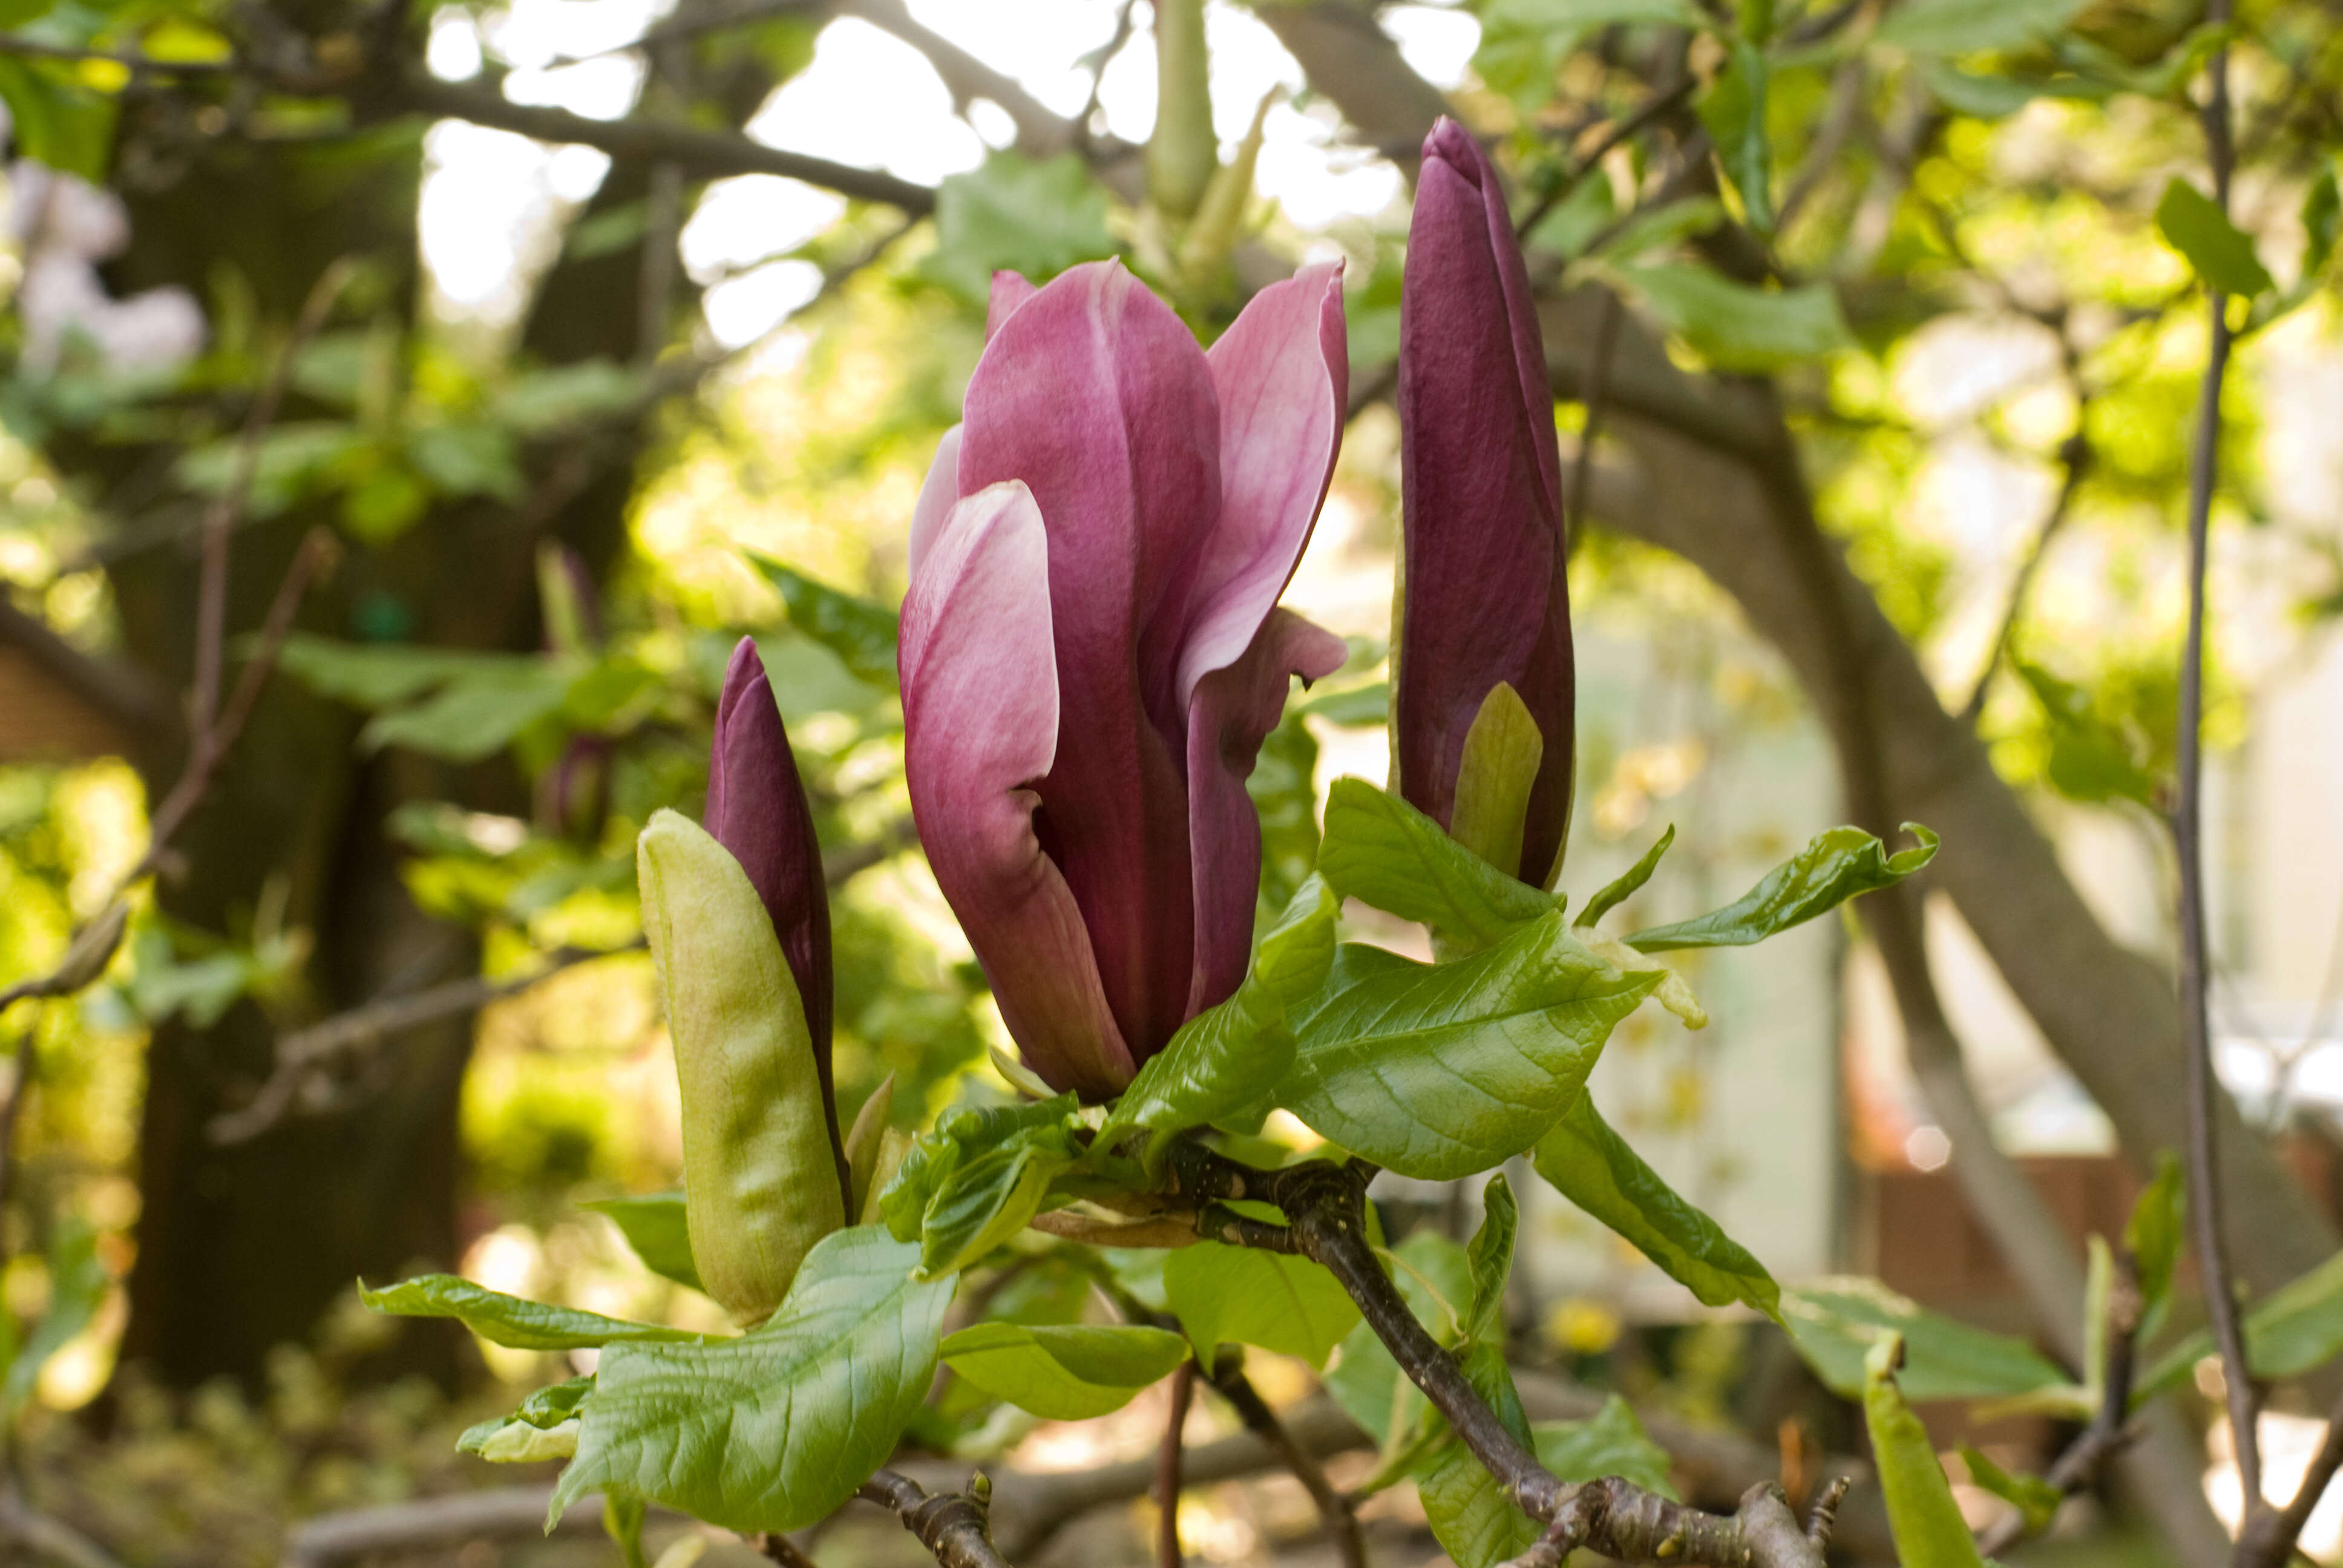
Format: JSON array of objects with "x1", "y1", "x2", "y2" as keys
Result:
[
  {"x1": 1395, "y1": 119, "x2": 1576, "y2": 887},
  {"x1": 900, "y1": 261, "x2": 1349, "y2": 1098},
  {"x1": 707, "y1": 637, "x2": 846, "y2": 1193}
]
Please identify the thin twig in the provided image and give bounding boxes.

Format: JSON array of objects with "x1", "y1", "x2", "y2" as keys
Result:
[
  {"x1": 1204, "y1": 1360, "x2": 1368, "y2": 1568},
  {"x1": 859, "y1": 1469, "x2": 1011, "y2": 1568},
  {"x1": 1514, "y1": 76, "x2": 1697, "y2": 241},
  {"x1": 2234, "y1": 1380, "x2": 2343, "y2": 1568},
  {"x1": 1157, "y1": 1361, "x2": 1196, "y2": 1568},
  {"x1": 759, "y1": 1528, "x2": 822, "y2": 1568},
  {"x1": 2175, "y1": 0, "x2": 2260, "y2": 1515},
  {"x1": 0, "y1": 1485, "x2": 128, "y2": 1568},
  {"x1": 1961, "y1": 427, "x2": 2090, "y2": 725}
]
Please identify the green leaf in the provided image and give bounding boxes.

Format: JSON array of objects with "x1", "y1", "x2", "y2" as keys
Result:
[
  {"x1": 941, "y1": 1322, "x2": 1190, "y2": 1420},
  {"x1": 1323, "y1": 1232, "x2": 1471, "y2": 1460},
  {"x1": 1251, "y1": 704, "x2": 1323, "y2": 916},
  {"x1": 605, "y1": 1491, "x2": 649, "y2": 1568},
  {"x1": 1625, "y1": 823, "x2": 1938, "y2": 952},
  {"x1": 2, "y1": 1217, "x2": 105, "y2": 1422},
  {"x1": 1781, "y1": 1278, "x2": 2068, "y2": 1403},
  {"x1": 1575, "y1": 825, "x2": 1674, "y2": 929},
  {"x1": 2124, "y1": 1152, "x2": 2184, "y2": 1341},
  {"x1": 1463, "y1": 1174, "x2": 1518, "y2": 1347},
  {"x1": 407, "y1": 421, "x2": 525, "y2": 501},
  {"x1": 1535, "y1": 1395, "x2": 1675, "y2": 1495},
  {"x1": 1617, "y1": 264, "x2": 1853, "y2": 371},
  {"x1": 361, "y1": 664, "x2": 576, "y2": 762},
  {"x1": 1873, "y1": 0, "x2": 2086, "y2": 54},
  {"x1": 359, "y1": 1275, "x2": 704, "y2": 1351},
  {"x1": 1957, "y1": 1443, "x2": 2061, "y2": 1535},
  {"x1": 2155, "y1": 178, "x2": 2274, "y2": 298},
  {"x1": 1697, "y1": 38, "x2": 1772, "y2": 234},
  {"x1": 1317, "y1": 779, "x2": 1558, "y2": 953},
  {"x1": 1864, "y1": 1338, "x2": 1987, "y2": 1568},
  {"x1": 1413, "y1": 1342, "x2": 1539, "y2": 1568},
  {"x1": 1472, "y1": 0, "x2": 1711, "y2": 109},
  {"x1": 2015, "y1": 661, "x2": 2158, "y2": 806},
  {"x1": 1106, "y1": 876, "x2": 1339, "y2": 1155},
  {"x1": 878, "y1": 1094, "x2": 1082, "y2": 1277},
  {"x1": 583, "y1": 1194, "x2": 704, "y2": 1295},
  {"x1": 2137, "y1": 1248, "x2": 2343, "y2": 1400},
  {"x1": 922, "y1": 152, "x2": 1115, "y2": 307},
  {"x1": 459, "y1": 1378, "x2": 595, "y2": 1462},
  {"x1": 1280, "y1": 912, "x2": 1663, "y2": 1181},
  {"x1": 1530, "y1": 1096, "x2": 1779, "y2": 1317},
  {"x1": 1163, "y1": 1239, "x2": 1360, "y2": 1374},
  {"x1": 0, "y1": 58, "x2": 117, "y2": 182},
  {"x1": 553, "y1": 1227, "x2": 952, "y2": 1535},
  {"x1": 747, "y1": 554, "x2": 901, "y2": 691},
  {"x1": 2302, "y1": 165, "x2": 2339, "y2": 283}
]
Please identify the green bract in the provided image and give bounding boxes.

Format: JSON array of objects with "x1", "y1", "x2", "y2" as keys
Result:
[{"x1": 638, "y1": 809, "x2": 845, "y2": 1325}]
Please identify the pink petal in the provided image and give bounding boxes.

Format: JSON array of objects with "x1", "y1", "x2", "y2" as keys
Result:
[
  {"x1": 987, "y1": 270, "x2": 1039, "y2": 341},
  {"x1": 907, "y1": 423, "x2": 962, "y2": 581},
  {"x1": 958, "y1": 259, "x2": 1217, "y2": 1059},
  {"x1": 1182, "y1": 608, "x2": 1347, "y2": 1019},
  {"x1": 1165, "y1": 260, "x2": 1349, "y2": 711},
  {"x1": 900, "y1": 480, "x2": 1136, "y2": 1099}
]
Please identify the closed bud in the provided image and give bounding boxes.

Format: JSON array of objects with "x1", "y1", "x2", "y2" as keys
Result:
[{"x1": 638, "y1": 809, "x2": 845, "y2": 1324}]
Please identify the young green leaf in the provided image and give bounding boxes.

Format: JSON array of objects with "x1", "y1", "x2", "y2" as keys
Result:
[
  {"x1": 1448, "y1": 684, "x2": 1545, "y2": 882},
  {"x1": 1413, "y1": 1342, "x2": 1541, "y2": 1568},
  {"x1": 552, "y1": 1227, "x2": 952, "y2": 1535},
  {"x1": 1575, "y1": 825, "x2": 1674, "y2": 930},
  {"x1": 941, "y1": 1322, "x2": 1190, "y2": 1420},
  {"x1": 1, "y1": 1217, "x2": 105, "y2": 1422},
  {"x1": 1164, "y1": 1239, "x2": 1360, "y2": 1374},
  {"x1": 461, "y1": 1414, "x2": 582, "y2": 1463},
  {"x1": 2125, "y1": 1151, "x2": 2184, "y2": 1341},
  {"x1": 1280, "y1": 912, "x2": 1662, "y2": 1181},
  {"x1": 747, "y1": 554, "x2": 901, "y2": 691},
  {"x1": 1873, "y1": 0, "x2": 2086, "y2": 53},
  {"x1": 1624, "y1": 823, "x2": 1939, "y2": 952},
  {"x1": 1781, "y1": 1278, "x2": 2068, "y2": 1403},
  {"x1": 879, "y1": 1094, "x2": 1083, "y2": 1278},
  {"x1": 1317, "y1": 778, "x2": 1558, "y2": 952},
  {"x1": 843, "y1": 1074, "x2": 897, "y2": 1221},
  {"x1": 2155, "y1": 178, "x2": 2275, "y2": 298},
  {"x1": 2135, "y1": 1247, "x2": 2343, "y2": 1401},
  {"x1": 1463, "y1": 1174, "x2": 1519, "y2": 1347},
  {"x1": 1864, "y1": 1338, "x2": 1988, "y2": 1568},
  {"x1": 1105, "y1": 877, "x2": 1339, "y2": 1157},
  {"x1": 1534, "y1": 1394, "x2": 1676, "y2": 1496},
  {"x1": 1957, "y1": 1443, "x2": 2062, "y2": 1535},
  {"x1": 359, "y1": 1275, "x2": 706, "y2": 1351},
  {"x1": 1531, "y1": 1095, "x2": 1779, "y2": 1317},
  {"x1": 1616, "y1": 266, "x2": 1852, "y2": 371},
  {"x1": 583, "y1": 1194, "x2": 704, "y2": 1295}
]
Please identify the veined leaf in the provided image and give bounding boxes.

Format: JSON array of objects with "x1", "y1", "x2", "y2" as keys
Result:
[
  {"x1": 1864, "y1": 1338, "x2": 1987, "y2": 1568},
  {"x1": 583, "y1": 1194, "x2": 704, "y2": 1295},
  {"x1": 1625, "y1": 823, "x2": 1938, "y2": 952},
  {"x1": 1279, "y1": 912, "x2": 1662, "y2": 1181},
  {"x1": 1164, "y1": 1238, "x2": 1359, "y2": 1374},
  {"x1": 552, "y1": 1227, "x2": 952, "y2": 1534},
  {"x1": 359, "y1": 1275, "x2": 705, "y2": 1351},
  {"x1": 2155, "y1": 178, "x2": 2274, "y2": 298},
  {"x1": 1317, "y1": 779, "x2": 1558, "y2": 953},
  {"x1": 747, "y1": 554, "x2": 900, "y2": 691},
  {"x1": 1532, "y1": 1096, "x2": 1778, "y2": 1316},
  {"x1": 1535, "y1": 1394, "x2": 1675, "y2": 1496},
  {"x1": 1782, "y1": 1278, "x2": 2067, "y2": 1403},
  {"x1": 1106, "y1": 877, "x2": 1339, "y2": 1157},
  {"x1": 941, "y1": 1322, "x2": 1189, "y2": 1420},
  {"x1": 879, "y1": 1094, "x2": 1083, "y2": 1277}
]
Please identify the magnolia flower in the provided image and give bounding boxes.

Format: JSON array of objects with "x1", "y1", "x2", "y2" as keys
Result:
[
  {"x1": 1394, "y1": 119, "x2": 1575, "y2": 889},
  {"x1": 900, "y1": 260, "x2": 1349, "y2": 1099},
  {"x1": 705, "y1": 636, "x2": 848, "y2": 1206}
]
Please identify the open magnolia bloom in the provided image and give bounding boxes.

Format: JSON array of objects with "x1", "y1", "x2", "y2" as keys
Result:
[
  {"x1": 1395, "y1": 119, "x2": 1575, "y2": 889},
  {"x1": 900, "y1": 259, "x2": 1348, "y2": 1100}
]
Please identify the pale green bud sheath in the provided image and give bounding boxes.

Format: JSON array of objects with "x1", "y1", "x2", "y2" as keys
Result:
[
  {"x1": 637, "y1": 808, "x2": 845, "y2": 1325},
  {"x1": 1147, "y1": 0, "x2": 1216, "y2": 221}
]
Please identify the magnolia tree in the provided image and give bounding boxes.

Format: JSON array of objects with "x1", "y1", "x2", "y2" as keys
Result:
[{"x1": 359, "y1": 122, "x2": 2203, "y2": 1568}]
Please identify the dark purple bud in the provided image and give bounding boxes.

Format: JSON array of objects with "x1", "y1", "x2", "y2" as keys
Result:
[{"x1": 1395, "y1": 119, "x2": 1576, "y2": 887}]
